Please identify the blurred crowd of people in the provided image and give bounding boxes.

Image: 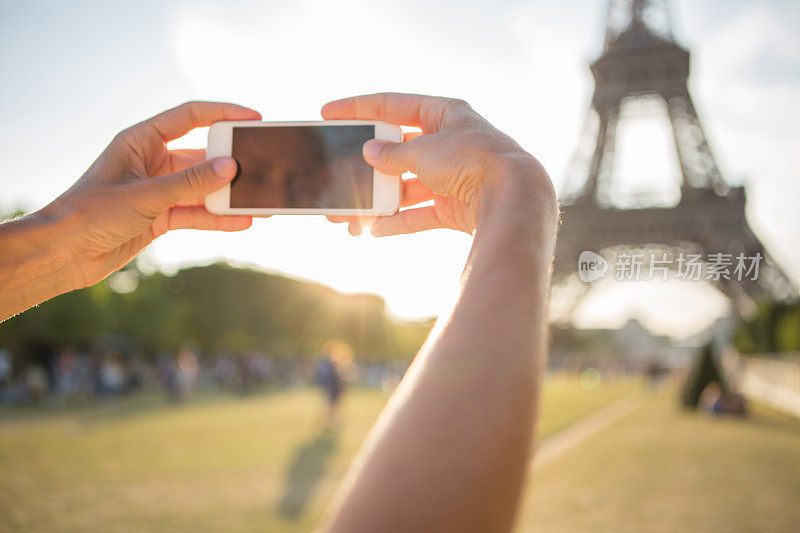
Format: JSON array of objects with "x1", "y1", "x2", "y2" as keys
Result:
[{"x1": 0, "y1": 344, "x2": 407, "y2": 407}]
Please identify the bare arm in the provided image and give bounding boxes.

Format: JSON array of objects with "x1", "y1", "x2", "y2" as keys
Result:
[
  {"x1": 0, "y1": 101, "x2": 260, "y2": 322},
  {"x1": 0, "y1": 214, "x2": 75, "y2": 322},
  {"x1": 320, "y1": 94, "x2": 559, "y2": 532}
]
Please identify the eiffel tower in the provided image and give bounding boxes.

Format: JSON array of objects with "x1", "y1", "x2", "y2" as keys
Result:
[{"x1": 553, "y1": 0, "x2": 796, "y2": 318}]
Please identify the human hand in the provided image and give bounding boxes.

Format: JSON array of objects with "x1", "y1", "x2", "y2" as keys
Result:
[
  {"x1": 321, "y1": 93, "x2": 553, "y2": 236},
  {"x1": 40, "y1": 101, "x2": 261, "y2": 290}
]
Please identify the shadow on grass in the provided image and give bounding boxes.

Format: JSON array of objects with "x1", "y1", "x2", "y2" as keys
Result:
[{"x1": 277, "y1": 430, "x2": 338, "y2": 520}]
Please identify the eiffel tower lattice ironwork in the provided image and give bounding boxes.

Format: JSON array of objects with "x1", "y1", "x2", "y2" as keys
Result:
[{"x1": 554, "y1": 0, "x2": 796, "y2": 316}]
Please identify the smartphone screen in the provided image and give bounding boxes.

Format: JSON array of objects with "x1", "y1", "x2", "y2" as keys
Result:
[{"x1": 229, "y1": 125, "x2": 374, "y2": 209}]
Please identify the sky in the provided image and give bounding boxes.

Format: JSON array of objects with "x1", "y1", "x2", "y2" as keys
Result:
[{"x1": 1, "y1": 0, "x2": 798, "y2": 336}]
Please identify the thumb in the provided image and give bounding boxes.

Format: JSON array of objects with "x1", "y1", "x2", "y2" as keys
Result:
[
  {"x1": 363, "y1": 139, "x2": 418, "y2": 176},
  {"x1": 142, "y1": 157, "x2": 238, "y2": 212}
]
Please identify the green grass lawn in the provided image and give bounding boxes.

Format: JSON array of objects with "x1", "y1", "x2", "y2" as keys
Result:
[
  {"x1": 0, "y1": 376, "x2": 634, "y2": 532},
  {"x1": 7, "y1": 377, "x2": 797, "y2": 532},
  {"x1": 520, "y1": 388, "x2": 800, "y2": 532},
  {"x1": 536, "y1": 373, "x2": 636, "y2": 438},
  {"x1": 5, "y1": 377, "x2": 796, "y2": 532}
]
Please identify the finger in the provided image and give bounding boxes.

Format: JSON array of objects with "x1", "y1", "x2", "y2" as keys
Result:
[
  {"x1": 348, "y1": 220, "x2": 363, "y2": 236},
  {"x1": 172, "y1": 196, "x2": 206, "y2": 208},
  {"x1": 324, "y1": 215, "x2": 368, "y2": 236},
  {"x1": 167, "y1": 207, "x2": 253, "y2": 232},
  {"x1": 403, "y1": 130, "x2": 423, "y2": 143},
  {"x1": 168, "y1": 149, "x2": 206, "y2": 173},
  {"x1": 168, "y1": 151, "x2": 216, "y2": 206},
  {"x1": 134, "y1": 101, "x2": 261, "y2": 143},
  {"x1": 362, "y1": 137, "x2": 434, "y2": 176},
  {"x1": 351, "y1": 215, "x2": 380, "y2": 236},
  {"x1": 325, "y1": 179, "x2": 433, "y2": 227},
  {"x1": 370, "y1": 206, "x2": 444, "y2": 237},
  {"x1": 326, "y1": 215, "x2": 355, "y2": 224},
  {"x1": 402, "y1": 177, "x2": 434, "y2": 207},
  {"x1": 137, "y1": 157, "x2": 238, "y2": 215},
  {"x1": 321, "y1": 93, "x2": 466, "y2": 133}
]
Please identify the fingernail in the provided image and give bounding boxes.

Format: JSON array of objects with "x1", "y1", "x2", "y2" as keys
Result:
[
  {"x1": 363, "y1": 140, "x2": 386, "y2": 162},
  {"x1": 213, "y1": 157, "x2": 238, "y2": 181}
]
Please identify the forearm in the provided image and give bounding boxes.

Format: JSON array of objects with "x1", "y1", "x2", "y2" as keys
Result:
[
  {"x1": 0, "y1": 212, "x2": 76, "y2": 322},
  {"x1": 323, "y1": 158, "x2": 559, "y2": 532}
]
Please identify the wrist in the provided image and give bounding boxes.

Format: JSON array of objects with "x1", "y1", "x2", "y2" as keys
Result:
[
  {"x1": 33, "y1": 205, "x2": 82, "y2": 280},
  {"x1": 476, "y1": 154, "x2": 559, "y2": 232},
  {"x1": 0, "y1": 208, "x2": 79, "y2": 321}
]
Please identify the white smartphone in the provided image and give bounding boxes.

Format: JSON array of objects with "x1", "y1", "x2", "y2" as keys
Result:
[{"x1": 204, "y1": 120, "x2": 402, "y2": 216}]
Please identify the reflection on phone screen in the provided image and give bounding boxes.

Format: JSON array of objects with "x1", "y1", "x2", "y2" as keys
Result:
[{"x1": 230, "y1": 125, "x2": 374, "y2": 209}]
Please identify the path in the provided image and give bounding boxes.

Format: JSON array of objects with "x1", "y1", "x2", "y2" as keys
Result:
[{"x1": 532, "y1": 392, "x2": 643, "y2": 470}]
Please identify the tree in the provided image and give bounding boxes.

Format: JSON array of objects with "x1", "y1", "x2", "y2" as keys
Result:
[
  {"x1": 734, "y1": 300, "x2": 800, "y2": 354},
  {"x1": 0, "y1": 262, "x2": 432, "y2": 363}
]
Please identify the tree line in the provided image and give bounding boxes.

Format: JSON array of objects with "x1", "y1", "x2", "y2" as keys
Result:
[
  {"x1": 0, "y1": 262, "x2": 433, "y2": 363},
  {"x1": 734, "y1": 300, "x2": 800, "y2": 354}
]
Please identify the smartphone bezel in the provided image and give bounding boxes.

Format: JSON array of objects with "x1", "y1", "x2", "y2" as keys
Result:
[{"x1": 204, "y1": 120, "x2": 402, "y2": 216}]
